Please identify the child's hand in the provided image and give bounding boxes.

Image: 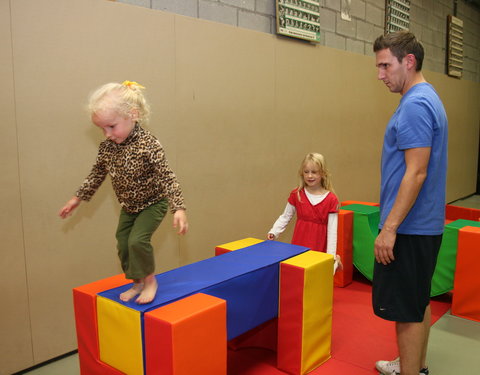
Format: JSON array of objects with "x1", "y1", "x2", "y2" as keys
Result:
[
  {"x1": 59, "y1": 197, "x2": 81, "y2": 219},
  {"x1": 334, "y1": 254, "x2": 343, "y2": 274},
  {"x1": 267, "y1": 233, "x2": 275, "y2": 240},
  {"x1": 173, "y1": 209, "x2": 188, "y2": 235}
]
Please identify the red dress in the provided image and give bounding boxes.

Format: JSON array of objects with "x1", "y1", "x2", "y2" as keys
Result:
[{"x1": 288, "y1": 189, "x2": 339, "y2": 252}]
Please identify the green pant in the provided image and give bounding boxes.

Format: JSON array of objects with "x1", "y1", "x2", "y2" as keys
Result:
[{"x1": 115, "y1": 199, "x2": 168, "y2": 279}]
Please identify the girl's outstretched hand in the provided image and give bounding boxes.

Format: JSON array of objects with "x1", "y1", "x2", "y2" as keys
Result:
[
  {"x1": 334, "y1": 254, "x2": 343, "y2": 274},
  {"x1": 173, "y1": 209, "x2": 188, "y2": 235},
  {"x1": 267, "y1": 233, "x2": 275, "y2": 240},
  {"x1": 59, "y1": 197, "x2": 81, "y2": 219}
]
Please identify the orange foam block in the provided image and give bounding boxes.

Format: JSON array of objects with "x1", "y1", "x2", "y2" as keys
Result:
[
  {"x1": 452, "y1": 226, "x2": 480, "y2": 322},
  {"x1": 334, "y1": 209, "x2": 353, "y2": 287},
  {"x1": 72, "y1": 274, "x2": 130, "y2": 375},
  {"x1": 278, "y1": 251, "x2": 334, "y2": 375},
  {"x1": 144, "y1": 293, "x2": 227, "y2": 375}
]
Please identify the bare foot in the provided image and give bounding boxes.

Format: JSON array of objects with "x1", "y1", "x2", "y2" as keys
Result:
[
  {"x1": 119, "y1": 282, "x2": 144, "y2": 302},
  {"x1": 136, "y1": 274, "x2": 157, "y2": 304}
]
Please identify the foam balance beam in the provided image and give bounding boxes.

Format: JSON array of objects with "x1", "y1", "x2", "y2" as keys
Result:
[
  {"x1": 452, "y1": 226, "x2": 480, "y2": 322},
  {"x1": 95, "y1": 241, "x2": 309, "y2": 374},
  {"x1": 216, "y1": 238, "x2": 278, "y2": 352},
  {"x1": 278, "y1": 251, "x2": 334, "y2": 375},
  {"x1": 219, "y1": 236, "x2": 342, "y2": 359}
]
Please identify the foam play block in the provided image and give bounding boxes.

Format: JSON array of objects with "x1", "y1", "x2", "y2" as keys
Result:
[
  {"x1": 340, "y1": 200, "x2": 379, "y2": 207},
  {"x1": 97, "y1": 296, "x2": 144, "y2": 375},
  {"x1": 278, "y1": 251, "x2": 334, "y2": 375},
  {"x1": 72, "y1": 274, "x2": 130, "y2": 375},
  {"x1": 144, "y1": 293, "x2": 227, "y2": 375},
  {"x1": 96, "y1": 240, "x2": 309, "y2": 371},
  {"x1": 215, "y1": 237, "x2": 264, "y2": 255},
  {"x1": 341, "y1": 204, "x2": 379, "y2": 281},
  {"x1": 334, "y1": 209, "x2": 353, "y2": 287},
  {"x1": 431, "y1": 219, "x2": 480, "y2": 296},
  {"x1": 446, "y1": 204, "x2": 480, "y2": 222},
  {"x1": 452, "y1": 226, "x2": 480, "y2": 322}
]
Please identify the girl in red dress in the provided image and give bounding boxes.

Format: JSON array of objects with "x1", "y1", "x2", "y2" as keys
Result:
[{"x1": 267, "y1": 152, "x2": 341, "y2": 272}]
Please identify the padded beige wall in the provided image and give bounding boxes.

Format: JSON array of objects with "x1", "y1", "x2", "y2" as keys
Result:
[
  {"x1": 427, "y1": 72, "x2": 480, "y2": 200},
  {"x1": 1, "y1": 0, "x2": 479, "y2": 373},
  {"x1": 0, "y1": 0, "x2": 34, "y2": 372}
]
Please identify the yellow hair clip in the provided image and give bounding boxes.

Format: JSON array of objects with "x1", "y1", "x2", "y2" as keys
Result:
[{"x1": 122, "y1": 80, "x2": 145, "y2": 89}]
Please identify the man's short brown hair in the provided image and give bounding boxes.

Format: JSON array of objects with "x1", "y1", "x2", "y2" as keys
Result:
[{"x1": 374, "y1": 31, "x2": 424, "y2": 71}]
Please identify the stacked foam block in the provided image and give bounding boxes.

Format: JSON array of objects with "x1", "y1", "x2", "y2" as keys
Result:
[
  {"x1": 431, "y1": 218, "x2": 480, "y2": 296},
  {"x1": 447, "y1": 206, "x2": 480, "y2": 322},
  {"x1": 340, "y1": 203, "x2": 379, "y2": 282},
  {"x1": 74, "y1": 239, "x2": 335, "y2": 375},
  {"x1": 216, "y1": 239, "x2": 335, "y2": 374},
  {"x1": 73, "y1": 204, "x2": 479, "y2": 375},
  {"x1": 340, "y1": 201, "x2": 480, "y2": 317}
]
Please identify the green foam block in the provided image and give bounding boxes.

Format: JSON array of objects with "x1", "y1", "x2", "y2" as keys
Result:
[
  {"x1": 341, "y1": 207, "x2": 480, "y2": 297},
  {"x1": 341, "y1": 204, "x2": 379, "y2": 282},
  {"x1": 431, "y1": 219, "x2": 480, "y2": 296}
]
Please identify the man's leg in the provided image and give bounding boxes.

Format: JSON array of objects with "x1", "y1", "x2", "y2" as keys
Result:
[
  {"x1": 420, "y1": 304, "x2": 431, "y2": 369},
  {"x1": 397, "y1": 318, "x2": 427, "y2": 375}
]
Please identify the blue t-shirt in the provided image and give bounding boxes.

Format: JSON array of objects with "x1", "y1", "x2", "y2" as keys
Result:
[{"x1": 379, "y1": 82, "x2": 448, "y2": 235}]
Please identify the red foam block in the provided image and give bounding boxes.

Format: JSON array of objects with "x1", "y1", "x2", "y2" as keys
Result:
[{"x1": 73, "y1": 274, "x2": 129, "y2": 375}]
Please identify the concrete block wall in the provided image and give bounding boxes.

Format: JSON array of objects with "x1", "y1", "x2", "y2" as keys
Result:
[{"x1": 117, "y1": 0, "x2": 480, "y2": 81}]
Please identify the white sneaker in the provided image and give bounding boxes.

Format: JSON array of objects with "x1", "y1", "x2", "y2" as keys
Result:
[
  {"x1": 376, "y1": 357, "x2": 400, "y2": 374},
  {"x1": 376, "y1": 358, "x2": 429, "y2": 375}
]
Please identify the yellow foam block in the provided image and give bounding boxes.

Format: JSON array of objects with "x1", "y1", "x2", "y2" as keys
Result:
[
  {"x1": 215, "y1": 237, "x2": 264, "y2": 255},
  {"x1": 279, "y1": 251, "x2": 334, "y2": 374},
  {"x1": 97, "y1": 296, "x2": 143, "y2": 375}
]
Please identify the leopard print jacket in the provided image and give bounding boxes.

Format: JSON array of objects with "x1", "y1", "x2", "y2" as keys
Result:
[{"x1": 75, "y1": 123, "x2": 186, "y2": 214}]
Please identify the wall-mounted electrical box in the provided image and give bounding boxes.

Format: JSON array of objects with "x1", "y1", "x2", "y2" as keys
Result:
[
  {"x1": 276, "y1": 0, "x2": 321, "y2": 43},
  {"x1": 385, "y1": 0, "x2": 410, "y2": 34},
  {"x1": 446, "y1": 15, "x2": 464, "y2": 78}
]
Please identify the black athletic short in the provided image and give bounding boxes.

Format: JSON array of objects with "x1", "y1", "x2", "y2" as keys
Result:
[{"x1": 372, "y1": 233, "x2": 442, "y2": 322}]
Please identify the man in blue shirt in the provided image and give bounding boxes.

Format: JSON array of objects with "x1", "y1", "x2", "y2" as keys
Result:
[{"x1": 372, "y1": 31, "x2": 448, "y2": 375}]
